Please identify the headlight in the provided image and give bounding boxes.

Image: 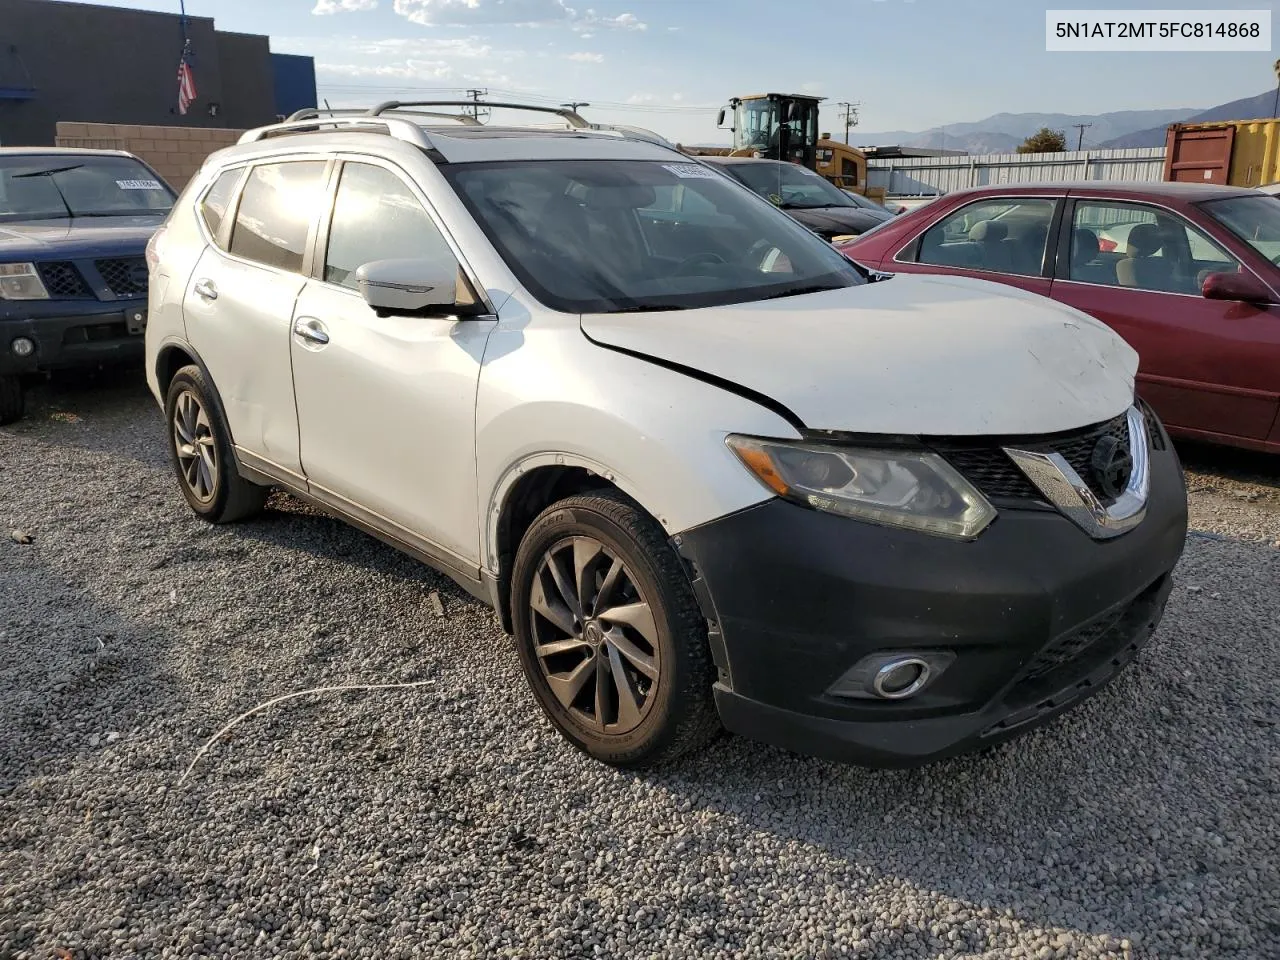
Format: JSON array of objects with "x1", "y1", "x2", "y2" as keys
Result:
[
  {"x1": 726, "y1": 435, "x2": 996, "y2": 539},
  {"x1": 0, "y1": 263, "x2": 50, "y2": 301}
]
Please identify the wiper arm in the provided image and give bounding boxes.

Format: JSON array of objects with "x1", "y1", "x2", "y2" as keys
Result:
[
  {"x1": 611, "y1": 302, "x2": 689, "y2": 313},
  {"x1": 758, "y1": 284, "x2": 840, "y2": 301},
  {"x1": 12, "y1": 164, "x2": 82, "y2": 219},
  {"x1": 13, "y1": 164, "x2": 85, "y2": 178}
]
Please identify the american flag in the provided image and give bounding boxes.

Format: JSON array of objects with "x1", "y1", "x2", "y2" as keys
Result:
[{"x1": 177, "y1": 41, "x2": 197, "y2": 115}]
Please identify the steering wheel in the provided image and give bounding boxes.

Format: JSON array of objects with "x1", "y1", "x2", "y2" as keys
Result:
[{"x1": 673, "y1": 252, "x2": 727, "y2": 276}]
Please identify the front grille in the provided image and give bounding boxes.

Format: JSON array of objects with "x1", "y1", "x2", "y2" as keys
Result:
[
  {"x1": 37, "y1": 261, "x2": 93, "y2": 300},
  {"x1": 94, "y1": 256, "x2": 148, "y2": 298},
  {"x1": 937, "y1": 411, "x2": 1133, "y2": 506}
]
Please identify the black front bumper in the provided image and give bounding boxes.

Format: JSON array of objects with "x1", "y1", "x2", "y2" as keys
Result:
[
  {"x1": 0, "y1": 298, "x2": 147, "y2": 377},
  {"x1": 675, "y1": 437, "x2": 1188, "y2": 767}
]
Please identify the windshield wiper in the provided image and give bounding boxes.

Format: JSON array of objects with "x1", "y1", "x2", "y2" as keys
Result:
[
  {"x1": 758, "y1": 284, "x2": 842, "y2": 301},
  {"x1": 610, "y1": 302, "x2": 690, "y2": 313},
  {"x1": 12, "y1": 164, "x2": 83, "y2": 219}
]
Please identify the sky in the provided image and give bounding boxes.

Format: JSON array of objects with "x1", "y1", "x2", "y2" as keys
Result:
[{"x1": 82, "y1": 0, "x2": 1279, "y2": 144}]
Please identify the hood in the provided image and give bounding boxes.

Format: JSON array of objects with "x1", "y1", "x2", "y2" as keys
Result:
[
  {"x1": 580, "y1": 274, "x2": 1137, "y2": 437},
  {"x1": 787, "y1": 206, "x2": 889, "y2": 237},
  {"x1": 0, "y1": 214, "x2": 166, "y2": 259}
]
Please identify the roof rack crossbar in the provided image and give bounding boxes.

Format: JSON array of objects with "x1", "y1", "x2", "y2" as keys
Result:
[
  {"x1": 238, "y1": 115, "x2": 433, "y2": 148},
  {"x1": 367, "y1": 99, "x2": 590, "y2": 130}
]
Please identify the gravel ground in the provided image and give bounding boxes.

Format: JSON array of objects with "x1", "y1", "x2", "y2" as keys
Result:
[{"x1": 2, "y1": 370, "x2": 1278, "y2": 960}]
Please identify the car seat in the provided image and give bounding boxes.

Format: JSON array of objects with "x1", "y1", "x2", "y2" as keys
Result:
[
  {"x1": 1116, "y1": 223, "x2": 1176, "y2": 291},
  {"x1": 968, "y1": 220, "x2": 1014, "y2": 272}
]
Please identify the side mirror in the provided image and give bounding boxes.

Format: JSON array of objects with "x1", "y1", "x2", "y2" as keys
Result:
[
  {"x1": 716, "y1": 108, "x2": 726, "y2": 128},
  {"x1": 356, "y1": 258, "x2": 458, "y2": 316},
  {"x1": 1201, "y1": 270, "x2": 1273, "y2": 305}
]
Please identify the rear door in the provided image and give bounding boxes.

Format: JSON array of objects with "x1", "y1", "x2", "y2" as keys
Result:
[
  {"x1": 182, "y1": 159, "x2": 330, "y2": 476},
  {"x1": 888, "y1": 195, "x2": 1060, "y2": 298},
  {"x1": 1052, "y1": 197, "x2": 1280, "y2": 443}
]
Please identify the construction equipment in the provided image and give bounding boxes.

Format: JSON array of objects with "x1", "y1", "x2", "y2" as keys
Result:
[{"x1": 715, "y1": 93, "x2": 883, "y2": 202}]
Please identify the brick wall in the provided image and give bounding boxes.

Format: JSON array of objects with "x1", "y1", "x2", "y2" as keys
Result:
[{"x1": 54, "y1": 122, "x2": 245, "y2": 190}]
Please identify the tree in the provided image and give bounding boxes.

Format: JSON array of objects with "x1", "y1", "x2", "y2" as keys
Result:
[{"x1": 1017, "y1": 127, "x2": 1068, "y2": 154}]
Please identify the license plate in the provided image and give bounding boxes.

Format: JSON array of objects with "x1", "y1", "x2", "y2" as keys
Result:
[{"x1": 125, "y1": 307, "x2": 148, "y2": 336}]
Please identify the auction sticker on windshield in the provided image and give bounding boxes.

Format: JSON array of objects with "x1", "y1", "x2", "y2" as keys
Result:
[
  {"x1": 663, "y1": 164, "x2": 719, "y2": 180},
  {"x1": 116, "y1": 179, "x2": 165, "y2": 190}
]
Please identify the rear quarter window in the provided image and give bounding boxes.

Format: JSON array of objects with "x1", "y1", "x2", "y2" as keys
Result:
[{"x1": 198, "y1": 169, "x2": 242, "y2": 243}]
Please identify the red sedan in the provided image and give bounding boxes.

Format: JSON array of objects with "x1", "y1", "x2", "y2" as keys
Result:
[{"x1": 836, "y1": 182, "x2": 1280, "y2": 454}]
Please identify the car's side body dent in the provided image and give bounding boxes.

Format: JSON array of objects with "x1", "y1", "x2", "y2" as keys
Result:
[{"x1": 475, "y1": 303, "x2": 798, "y2": 576}]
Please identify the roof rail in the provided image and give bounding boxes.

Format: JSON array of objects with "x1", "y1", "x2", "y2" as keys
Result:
[
  {"x1": 237, "y1": 115, "x2": 433, "y2": 148},
  {"x1": 367, "y1": 99, "x2": 591, "y2": 130},
  {"x1": 285, "y1": 107, "x2": 481, "y2": 126}
]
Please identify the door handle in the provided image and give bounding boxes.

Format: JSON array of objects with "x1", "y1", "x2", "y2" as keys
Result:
[
  {"x1": 193, "y1": 279, "x2": 218, "y2": 301},
  {"x1": 293, "y1": 317, "x2": 330, "y2": 347}
]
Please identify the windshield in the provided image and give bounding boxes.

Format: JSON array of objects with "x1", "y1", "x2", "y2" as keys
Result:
[
  {"x1": 443, "y1": 159, "x2": 864, "y2": 314},
  {"x1": 727, "y1": 162, "x2": 858, "y2": 210},
  {"x1": 0, "y1": 155, "x2": 175, "y2": 222},
  {"x1": 1201, "y1": 195, "x2": 1280, "y2": 264}
]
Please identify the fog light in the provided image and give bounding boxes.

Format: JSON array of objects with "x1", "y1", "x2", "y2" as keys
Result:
[
  {"x1": 11, "y1": 337, "x2": 34, "y2": 358},
  {"x1": 873, "y1": 658, "x2": 931, "y2": 699},
  {"x1": 827, "y1": 650, "x2": 954, "y2": 701}
]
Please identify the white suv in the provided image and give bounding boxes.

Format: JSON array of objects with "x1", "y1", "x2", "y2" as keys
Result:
[{"x1": 145, "y1": 102, "x2": 1188, "y2": 768}]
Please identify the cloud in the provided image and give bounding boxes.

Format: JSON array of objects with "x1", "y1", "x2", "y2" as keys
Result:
[
  {"x1": 312, "y1": 0, "x2": 377, "y2": 13},
  {"x1": 566, "y1": 51, "x2": 603, "y2": 62},
  {"x1": 393, "y1": 0, "x2": 572, "y2": 25},
  {"x1": 573, "y1": 9, "x2": 647, "y2": 31},
  {"x1": 391, "y1": 0, "x2": 647, "y2": 30}
]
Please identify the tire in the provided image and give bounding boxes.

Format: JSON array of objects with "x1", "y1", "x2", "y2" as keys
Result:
[
  {"x1": 511, "y1": 490, "x2": 720, "y2": 767},
  {"x1": 164, "y1": 364, "x2": 268, "y2": 523},
  {"x1": 0, "y1": 374, "x2": 25, "y2": 426}
]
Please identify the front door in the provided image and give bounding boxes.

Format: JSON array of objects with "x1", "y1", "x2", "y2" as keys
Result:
[
  {"x1": 1053, "y1": 199, "x2": 1280, "y2": 443},
  {"x1": 289, "y1": 159, "x2": 495, "y2": 570}
]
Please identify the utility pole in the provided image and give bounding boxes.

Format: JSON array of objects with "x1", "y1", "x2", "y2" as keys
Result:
[
  {"x1": 466, "y1": 88, "x2": 489, "y2": 121},
  {"x1": 561, "y1": 102, "x2": 590, "y2": 114},
  {"x1": 837, "y1": 101, "x2": 859, "y2": 144},
  {"x1": 1273, "y1": 59, "x2": 1280, "y2": 117},
  {"x1": 1072, "y1": 122, "x2": 1092, "y2": 151}
]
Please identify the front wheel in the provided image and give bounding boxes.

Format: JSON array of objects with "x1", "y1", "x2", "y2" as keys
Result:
[
  {"x1": 511, "y1": 490, "x2": 719, "y2": 767},
  {"x1": 164, "y1": 365, "x2": 268, "y2": 523}
]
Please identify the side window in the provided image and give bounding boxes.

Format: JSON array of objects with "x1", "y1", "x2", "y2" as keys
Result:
[
  {"x1": 198, "y1": 169, "x2": 241, "y2": 242},
  {"x1": 1071, "y1": 201, "x2": 1241, "y2": 295},
  {"x1": 914, "y1": 198, "x2": 1056, "y2": 277},
  {"x1": 323, "y1": 162, "x2": 458, "y2": 291},
  {"x1": 228, "y1": 161, "x2": 327, "y2": 273}
]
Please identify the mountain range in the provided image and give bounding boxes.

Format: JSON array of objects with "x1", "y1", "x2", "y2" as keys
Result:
[{"x1": 846, "y1": 88, "x2": 1277, "y2": 155}]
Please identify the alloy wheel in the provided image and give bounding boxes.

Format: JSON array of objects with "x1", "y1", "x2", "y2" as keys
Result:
[
  {"x1": 172, "y1": 389, "x2": 218, "y2": 504},
  {"x1": 529, "y1": 536, "x2": 661, "y2": 735}
]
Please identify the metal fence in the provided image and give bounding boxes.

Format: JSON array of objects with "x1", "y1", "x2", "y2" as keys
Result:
[{"x1": 868, "y1": 147, "x2": 1166, "y2": 197}]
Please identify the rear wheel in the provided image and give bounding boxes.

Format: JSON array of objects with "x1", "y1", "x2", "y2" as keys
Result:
[
  {"x1": 0, "y1": 374, "x2": 25, "y2": 426},
  {"x1": 164, "y1": 365, "x2": 268, "y2": 523},
  {"x1": 511, "y1": 490, "x2": 719, "y2": 766}
]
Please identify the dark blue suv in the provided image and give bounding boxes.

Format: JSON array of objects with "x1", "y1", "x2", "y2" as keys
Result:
[{"x1": 0, "y1": 148, "x2": 175, "y2": 423}]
